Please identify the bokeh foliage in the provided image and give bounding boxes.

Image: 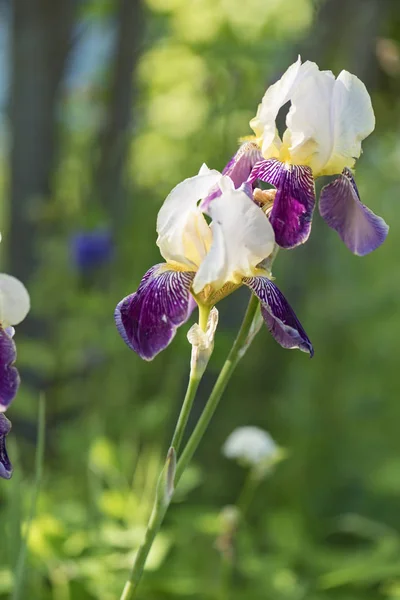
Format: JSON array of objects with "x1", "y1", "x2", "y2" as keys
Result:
[{"x1": 1, "y1": 0, "x2": 400, "y2": 598}]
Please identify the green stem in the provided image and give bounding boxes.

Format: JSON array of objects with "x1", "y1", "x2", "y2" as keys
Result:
[
  {"x1": 175, "y1": 294, "x2": 259, "y2": 483},
  {"x1": 12, "y1": 395, "x2": 46, "y2": 600},
  {"x1": 198, "y1": 303, "x2": 210, "y2": 332},
  {"x1": 236, "y1": 469, "x2": 260, "y2": 518},
  {"x1": 119, "y1": 294, "x2": 260, "y2": 600},
  {"x1": 120, "y1": 371, "x2": 200, "y2": 600},
  {"x1": 170, "y1": 304, "x2": 210, "y2": 456},
  {"x1": 170, "y1": 374, "x2": 201, "y2": 456},
  {"x1": 120, "y1": 499, "x2": 168, "y2": 600}
]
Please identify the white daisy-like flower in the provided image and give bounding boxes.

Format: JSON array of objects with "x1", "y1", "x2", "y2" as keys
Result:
[{"x1": 222, "y1": 426, "x2": 278, "y2": 467}]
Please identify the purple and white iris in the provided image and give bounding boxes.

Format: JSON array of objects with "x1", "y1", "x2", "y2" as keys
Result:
[
  {"x1": 0, "y1": 272, "x2": 30, "y2": 479},
  {"x1": 244, "y1": 56, "x2": 388, "y2": 254},
  {"x1": 115, "y1": 166, "x2": 313, "y2": 360}
]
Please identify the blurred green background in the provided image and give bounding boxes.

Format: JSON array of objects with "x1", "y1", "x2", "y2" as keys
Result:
[{"x1": 1, "y1": 0, "x2": 399, "y2": 598}]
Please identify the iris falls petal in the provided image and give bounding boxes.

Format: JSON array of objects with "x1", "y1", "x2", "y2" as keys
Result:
[
  {"x1": 0, "y1": 327, "x2": 20, "y2": 411},
  {"x1": 319, "y1": 168, "x2": 389, "y2": 255},
  {"x1": 0, "y1": 414, "x2": 12, "y2": 479},
  {"x1": 115, "y1": 265, "x2": 195, "y2": 360},
  {"x1": 243, "y1": 276, "x2": 313, "y2": 356},
  {"x1": 250, "y1": 159, "x2": 315, "y2": 248}
]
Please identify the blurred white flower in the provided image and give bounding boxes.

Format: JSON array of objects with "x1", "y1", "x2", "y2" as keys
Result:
[
  {"x1": 0, "y1": 274, "x2": 30, "y2": 328},
  {"x1": 222, "y1": 426, "x2": 278, "y2": 467}
]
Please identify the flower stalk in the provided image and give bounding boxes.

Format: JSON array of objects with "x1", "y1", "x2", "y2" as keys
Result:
[
  {"x1": 119, "y1": 294, "x2": 260, "y2": 599},
  {"x1": 175, "y1": 295, "x2": 259, "y2": 483}
]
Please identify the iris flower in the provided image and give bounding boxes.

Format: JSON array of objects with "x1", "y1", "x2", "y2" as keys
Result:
[
  {"x1": 115, "y1": 165, "x2": 313, "y2": 360},
  {"x1": 226, "y1": 57, "x2": 388, "y2": 254},
  {"x1": 0, "y1": 271, "x2": 30, "y2": 478}
]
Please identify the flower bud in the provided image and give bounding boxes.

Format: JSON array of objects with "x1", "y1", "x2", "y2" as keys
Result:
[{"x1": 187, "y1": 307, "x2": 218, "y2": 378}]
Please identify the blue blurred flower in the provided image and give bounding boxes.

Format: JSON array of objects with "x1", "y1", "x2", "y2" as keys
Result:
[{"x1": 70, "y1": 228, "x2": 114, "y2": 271}]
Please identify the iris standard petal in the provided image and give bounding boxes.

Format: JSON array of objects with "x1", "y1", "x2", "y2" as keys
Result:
[
  {"x1": 115, "y1": 264, "x2": 195, "y2": 360},
  {"x1": 319, "y1": 168, "x2": 389, "y2": 255},
  {"x1": 250, "y1": 57, "x2": 320, "y2": 159},
  {"x1": 287, "y1": 68, "x2": 375, "y2": 176},
  {"x1": 250, "y1": 158, "x2": 315, "y2": 248},
  {"x1": 193, "y1": 182, "x2": 275, "y2": 294},
  {"x1": 243, "y1": 276, "x2": 313, "y2": 356},
  {"x1": 0, "y1": 327, "x2": 20, "y2": 411},
  {"x1": 0, "y1": 274, "x2": 30, "y2": 328},
  {"x1": 200, "y1": 142, "x2": 263, "y2": 211},
  {"x1": 286, "y1": 68, "x2": 335, "y2": 173},
  {"x1": 156, "y1": 165, "x2": 221, "y2": 268},
  {"x1": 0, "y1": 414, "x2": 12, "y2": 479},
  {"x1": 322, "y1": 71, "x2": 375, "y2": 176}
]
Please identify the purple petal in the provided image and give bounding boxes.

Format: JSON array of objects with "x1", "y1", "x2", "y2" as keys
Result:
[
  {"x1": 201, "y1": 142, "x2": 263, "y2": 211},
  {"x1": 0, "y1": 414, "x2": 12, "y2": 479},
  {"x1": 243, "y1": 276, "x2": 313, "y2": 356},
  {"x1": 0, "y1": 328, "x2": 20, "y2": 411},
  {"x1": 115, "y1": 264, "x2": 195, "y2": 361},
  {"x1": 319, "y1": 168, "x2": 389, "y2": 256},
  {"x1": 249, "y1": 159, "x2": 316, "y2": 248}
]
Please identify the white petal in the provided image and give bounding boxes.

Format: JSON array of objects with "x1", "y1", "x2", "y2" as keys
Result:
[
  {"x1": 0, "y1": 274, "x2": 30, "y2": 327},
  {"x1": 192, "y1": 186, "x2": 275, "y2": 294},
  {"x1": 286, "y1": 69, "x2": 335, "y2": 173},
  {"x1": 287, "y1": 69, "x2": 375, "y2": 176},
  {"x1": 324, "y1": 71, "x2": 375, "y2": 175},
  {"x1": 250, "y1": 57, "x2": 320, "y2": 159},
  {"x1": 156, "y1": 165, "x2": 221, "y2": 268}
]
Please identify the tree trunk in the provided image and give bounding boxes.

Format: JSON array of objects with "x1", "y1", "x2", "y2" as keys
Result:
[
  {"x1": 9, "y1": 0, "x2": 75, "y2": 283},
  {"x1": 94, "y1": 0, "x2": 144, "y2": 229}
]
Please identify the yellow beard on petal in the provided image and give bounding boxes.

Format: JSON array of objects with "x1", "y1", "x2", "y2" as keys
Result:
[
  {"x1": 159, "y1": 261, "x2": 196, "y2": 274},
  {"x1": 239, "y1": 134, "x2": 259, "y2": 144},
  {"x1": 193, "y1": 281, "x2": 242, "y2": 307}
]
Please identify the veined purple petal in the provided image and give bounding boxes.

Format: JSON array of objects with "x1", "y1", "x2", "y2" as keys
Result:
[
  {"x1": 249, "y1": 159, "x2": 315, "y2": 248},
  {"x1": 243, "y1": 276, "x2": 313, "y2": 356},
  {"x1": 0, "y1": 328, "x2": 20, "y2": 411},
  {"x1": 319, "y1": 168, "x2": 389, "y2": 256},
  {"x1": 115, "y1": 264, "x2": 195, "y2": 361},
  {"x1": 201, "y1": 142, "x2": 263, "y2": 211},
  {"x1": 0, "y1": 414, "x2": 12, "y2": 479}
]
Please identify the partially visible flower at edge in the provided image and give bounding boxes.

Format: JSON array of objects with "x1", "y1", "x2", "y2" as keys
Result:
[
  {"x1": 228, "y1": 56, "x2": 388, "y2": 254},
  {"x1": 115, "y1": 165, "x2": 313, "y2": 361},
  {"x1": 0, "y1": 414, "x2": 12, "y2": 479},
  {"x1": 0, "y1": 272, "x2": 30, "y2": 479}
]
